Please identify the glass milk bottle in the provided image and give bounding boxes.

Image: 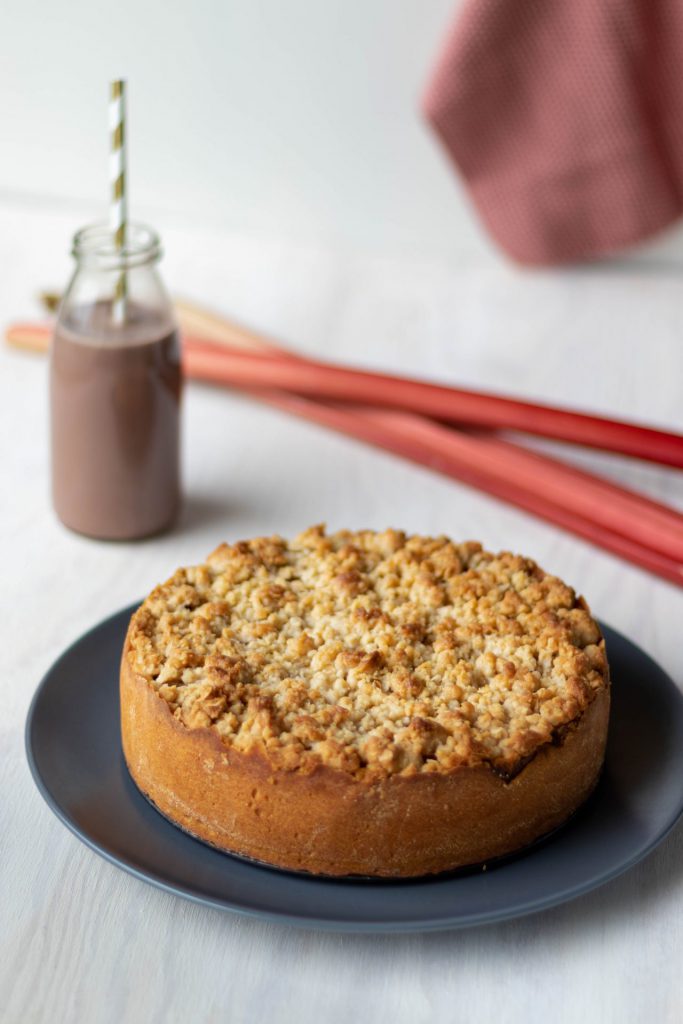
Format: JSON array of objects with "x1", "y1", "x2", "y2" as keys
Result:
[{"x1": 50, "y1": 223, "x2": 182, "y2": 539}]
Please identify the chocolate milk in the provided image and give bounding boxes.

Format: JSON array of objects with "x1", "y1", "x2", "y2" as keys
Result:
[{"x1": 50, "y1": 300, "x2": 181, "y2": 539}]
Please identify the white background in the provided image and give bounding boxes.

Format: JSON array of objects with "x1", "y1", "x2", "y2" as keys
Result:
[
  {"x1": 2, "y1": 0, "x2": 483, "y2": 260},
  {"x1": 2, "y1": 3, "x2": 683, "y2": 1022}
]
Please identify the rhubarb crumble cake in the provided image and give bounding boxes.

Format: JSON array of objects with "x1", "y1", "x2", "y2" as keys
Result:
[{"x1": 120, "y1": 526, "x2": 610, "y2": 876}]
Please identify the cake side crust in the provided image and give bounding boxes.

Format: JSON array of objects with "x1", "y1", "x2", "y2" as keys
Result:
[{"x1": 120, "y1": 627, "x2": 610, "y2": 877}]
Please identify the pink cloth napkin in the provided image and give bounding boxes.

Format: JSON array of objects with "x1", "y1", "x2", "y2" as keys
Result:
[{"x1": 423, "y1": 0, "x2": 683, "y2": 265}]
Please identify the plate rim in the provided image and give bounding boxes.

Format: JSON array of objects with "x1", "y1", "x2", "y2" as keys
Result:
[{"x1": 25, "y1": 604, "x2": 683, "y2": 933}]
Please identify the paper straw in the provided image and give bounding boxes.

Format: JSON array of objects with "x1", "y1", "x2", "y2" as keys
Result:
[{"x1": 109, "y1": 79, "x2": 127, "y2": 323}]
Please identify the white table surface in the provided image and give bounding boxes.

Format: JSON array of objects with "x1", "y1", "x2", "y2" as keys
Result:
[{"x1": 2, "y1": 199, "x2": 683, "y2": 1024}]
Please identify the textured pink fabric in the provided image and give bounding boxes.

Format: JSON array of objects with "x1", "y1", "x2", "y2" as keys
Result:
[{"x1": 423, "y1": 0, "x2": 683, "y2": 265}]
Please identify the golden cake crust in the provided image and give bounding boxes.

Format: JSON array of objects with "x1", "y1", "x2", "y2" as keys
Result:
[{"x1": 120, "y1": 527, "x2": 610, "y2": 876}]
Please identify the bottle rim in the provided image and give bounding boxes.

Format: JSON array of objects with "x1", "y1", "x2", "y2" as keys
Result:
[{"x1": 72, "y1": 222, "x2": 162, "y2": 269}]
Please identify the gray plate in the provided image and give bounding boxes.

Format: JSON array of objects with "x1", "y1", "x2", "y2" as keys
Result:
[{"x1": 25, "y1": 604, "x2": 683, "y2": 932}]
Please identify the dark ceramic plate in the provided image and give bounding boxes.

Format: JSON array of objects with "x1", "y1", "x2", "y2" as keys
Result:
[{"x1": 26, "y1": 604, "x2": 683, "y2": 932}]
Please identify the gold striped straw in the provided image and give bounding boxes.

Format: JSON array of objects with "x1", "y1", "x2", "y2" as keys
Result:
[{"x1": 109, "y1": 79, "x2": 127, "y2": 323}]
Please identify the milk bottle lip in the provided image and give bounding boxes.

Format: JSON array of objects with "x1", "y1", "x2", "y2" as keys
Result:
[{"x1": 72, "y1": 222, "x2": 162, "y2": 270}]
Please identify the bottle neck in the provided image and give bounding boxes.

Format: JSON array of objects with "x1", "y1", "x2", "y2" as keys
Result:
[
  {"x1": 72, "y1": 222, "x2": 162, "y2": 272},
  {"x1": 58, "y1": 221, "x2": 176, "y2": 341}
]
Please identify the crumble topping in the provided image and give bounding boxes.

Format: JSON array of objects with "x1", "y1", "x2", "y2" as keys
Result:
[{"x1": 128, "y1": 526, "x2": 607, "y2": 779}]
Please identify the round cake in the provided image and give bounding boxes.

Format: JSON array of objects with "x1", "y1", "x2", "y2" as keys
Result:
[{"x1": 120, "y1": 526, "x2": 610, "y2": 877}]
